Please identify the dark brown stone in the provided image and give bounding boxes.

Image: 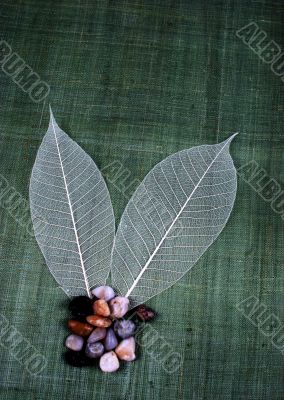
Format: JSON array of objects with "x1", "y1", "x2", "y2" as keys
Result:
[
  {"x1": 135, "y1": 305, "x2": 156, "y2": 321},
  {"x1": 68, "y1": 319, "x2": 93, "y2": 336}
]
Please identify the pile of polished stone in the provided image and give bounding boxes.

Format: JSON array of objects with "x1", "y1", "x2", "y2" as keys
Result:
[{"x1": 64, "y1": 285, "x2": 155, "y2": 372}]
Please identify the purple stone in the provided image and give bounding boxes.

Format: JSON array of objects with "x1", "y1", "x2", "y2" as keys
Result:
[
  {"x1": 65, "y1": 334, "x2": 84, "y2": 351},
  {"x1": 114, "y1": 319, "x2": 136, "y2": 339},
  {"x1": 85, "y1": 342, "x2": 104, "y2": 359},
  {"x1": 87, "y1": 328, "x2": 107, "y2": 343},
  {"x1": 104, "y1": 328, "x2": 118, "y2": 350},
  {"x1": 91, "y1": 286, "x2": 115, "y2": 301}
]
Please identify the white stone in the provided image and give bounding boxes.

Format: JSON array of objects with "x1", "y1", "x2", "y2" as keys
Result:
[
  {"x1": 91, "y1": 286, "x2": 115, "y2": 302},
  {"x1": 99, "y1": 351, "x2": 120, "y2": 372},
  {"x1": 115, "y1": 337, "x2": 136, "y2": 361},
  {"x1": 109, "y1": 296, "x2": 129, "y2": 318}
]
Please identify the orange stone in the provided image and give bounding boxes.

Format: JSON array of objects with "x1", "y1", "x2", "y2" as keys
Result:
[
  {"x1": 93, "y1": 299, "x2": 110, "y2": 317},
  {"x1": 86, "y1": 315, "x2": 112, "y2": 328},
  {"x1": 67, "y1": 319, "x2": 93, "y2": 336}
]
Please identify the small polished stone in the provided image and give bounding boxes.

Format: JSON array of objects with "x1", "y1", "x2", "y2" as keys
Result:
[
  {"x1": 99, "y1": 351, "x2": 120, "y2": 372},
  {"x1": 85, "y1": 342, "x2": 104, "y2": 359},
  {"x1": 114, "y1": 319, "x2": 136, "y2": 339},
  {"x1": 64, "y1": 350, "x2": 92, "y2": 367},
  {"x1": 104, "y1": 328, "x2": 118, "y2": 351},
  {"x1": 68, "y1": 296, "x2": 93, "y2": 317},
  {"x1": 68, "y1": 319, "x2": 93, "y2": 336},
  {"x1": 91, "y1": 286, "x2": 115, "y2": 302},
  {"x1": 65, "y1": 334, "x2": 84, "y2": 351},
  {"x1": 93, "y1": 299, "x2": 110, "y2": 317},
  {"x1": 87, "y1": 328, "x2": 107, "y2": 343},
  {"x1": 115, "y1": 337, "x2": 136, "y2": 361},
  {"x1": 86, "y1": 315, "x2": 112, "y2": 328},
  {"x1": 135, "y1": 304, "x2": 156, "y2": 322},
  {"x1": 109, "y1": 296, "x2": 129, "y2": 318}
]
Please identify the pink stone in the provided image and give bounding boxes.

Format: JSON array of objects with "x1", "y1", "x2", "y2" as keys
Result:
[
  {"x1": 109, "y1": 296, "x2": 129, "y2": 318},
  {"x1": 115, "y1": 337, "x2": 136, "y2": 361}
]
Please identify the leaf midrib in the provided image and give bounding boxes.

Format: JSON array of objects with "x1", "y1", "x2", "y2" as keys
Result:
[
  {"x1": 125, "y1": 138, "x2": 232, "y2": 298},
  {"x1": 51, "y1": 115, "x2": 91, "y2": 298}
]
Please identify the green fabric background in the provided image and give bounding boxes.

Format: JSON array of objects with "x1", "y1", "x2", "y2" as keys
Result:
[{"x1": 0, "y1": 0, "x2": 283, "y2": 399}]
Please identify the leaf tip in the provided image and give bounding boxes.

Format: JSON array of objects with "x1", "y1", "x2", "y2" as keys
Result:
[
  {"x1": 228, "y1": 132, "x2": 239, "y2": 141},
  {"x1": 49, "y1": 104, "x2": 54, "y2": 120},
  {"x1": 221, "y1": 132, "x2": 239, "y2": 148},
  {"x1": 48, "y1": 105, "x2": 60, "y2": 131}
]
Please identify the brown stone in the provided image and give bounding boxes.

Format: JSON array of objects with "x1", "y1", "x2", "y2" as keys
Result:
[
  {"x1": 86, "y1": 315, "x2": 112, "y2": 328},
  {"x1": 93, "y1": 299, "x2": 110, "y2": 317},
  {"x1": 67, "y1": 319, "x2": 93, "y2": 337}
]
